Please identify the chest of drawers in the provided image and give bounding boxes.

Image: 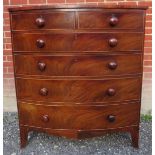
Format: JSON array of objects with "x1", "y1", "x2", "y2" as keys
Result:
[{"x1": 9, "y1": 4, "x2": 147, "y2": 148}]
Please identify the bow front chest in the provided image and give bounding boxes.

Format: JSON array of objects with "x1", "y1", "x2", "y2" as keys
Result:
[{"x1": 9, "y1": 5, "x2": 147, "y2": 148}]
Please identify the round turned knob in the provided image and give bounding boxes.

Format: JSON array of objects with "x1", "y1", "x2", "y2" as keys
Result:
[
  {"x1": 109, "y1": 38, "x2": 118, "y2": 47},
  {"x1": 36, "y1": 39, "x2": 45, "y2": 48},
  {"x1": 40, "y1": 88, "x2": 48, "y2": 96},
  {"x1": 107, "y1": 88, "x2": 116, "y2": 96},
  {"x1": 35, "y1": 17, "x2": 45, "y2": 28},
  {"x1": 107, "y1": 115, "x2": 115, "y2": 122},
  {"x1": 42, "y1": 115, "x2": 49, "y2": 122},
  {"x1": 108, "y1": 62, "x2": 118, "y2": 70},
  {"x1": 38, "y1": 62, "x2": 46, "y2": 71},
  {"x1": 109, "y1": 16, "x2": 118, "y2": 26}
]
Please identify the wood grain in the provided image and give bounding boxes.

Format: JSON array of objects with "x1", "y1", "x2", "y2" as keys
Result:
[
  {"x1": 11, "y1": 11, "x2": 75, "y2": 30},
  {"x1": 14, "y1": 54, "x2": 142, "y2": 77},
  {"x1": 16, "y1": 77, "x2": 141, "y2": 103},
  {"x1": 8, "y1": 4, "x2": 148, "y2": 12},
  {"x1": 78, "y1": 11, "x2": 144, "y2": 30},
  {"x1": 11, "y1": 9, "x2": 144, "y2": 31},
  {"x1": 19, "y1": 102, "x2": 140, "y2": 130},
  {"x1": 12, "y1": 32, "x2": 143, "y2": 52},
  {"x1": 8, "y1": 5, "x2": 147, "y2": 148}
]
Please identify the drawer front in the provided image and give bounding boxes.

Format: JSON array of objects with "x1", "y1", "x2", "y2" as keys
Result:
[
  {"x1": 14, "y1": 54, "x2": 142, "y2": 76},
  {"x1": 78, "y1": 11, "x2": 144, "y2": 30},
  {"x1": 16, "y1": 77, "x2": 141, "y2": 103},
  {"x1": 19, "y1": 103, "x2": 140, "y2": 129},
  {"x1": 12, "y1": 33, "x2": 143, "y2": 52},
  {"x1": 11, "y1": 11, "x2": 75, "y2": 30}
]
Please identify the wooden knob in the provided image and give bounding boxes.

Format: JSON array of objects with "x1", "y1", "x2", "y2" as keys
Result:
[
  {"x1": 40, "y1": 88, "x2": 48, "y2": 96},
  {"x1": 107, "y1": 88, "x2": 116, "y2": 96},
  {"x1": 42, "y1": 115, "x2": 49, "y2": 122},
  {"x1": 107, "y1": 115, "x2": 115, "y2": 122},
  {"x1": 108, "y1": 62, "x2": 117, "y2": 70},
  {"x1": 36, "y1": 39, "x2": 45, "y2": 48},
  {"x1": 109, "y1": 38, "x2": 118, "y2": 47},
  {"x1": 109, "y1": 16, "x2": 118, "y2": 26},
  {"x1": 38, "y1": 62, "x2": 46, "y2": 71},
  {"x1": 36, "y1": 17, "x2": 45, "y2": 28}
]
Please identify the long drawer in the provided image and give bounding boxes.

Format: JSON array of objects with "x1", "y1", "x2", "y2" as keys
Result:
[
  {"x1": 14, "y1": 54, "x2": 142, "y2": 77},
  {"x1": 16, "y1": 77, "x2": 141, "y2": 103},
  {"x1": 12, "y1": 33, "x2": 143, "y2": 52},
  {"x1": 19, "y1": 103, "x2": 140, "y2": 130}
]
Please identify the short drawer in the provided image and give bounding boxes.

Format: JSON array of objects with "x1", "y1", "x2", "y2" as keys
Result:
[
  {"x1": 11, "y1": 11, "x2": 75, "y2": 30},
  {"x1": 16, "y1": 77, "x2": 141, "y2": 103},
  {"x1": 19, "y1": 103, "x2": 140, "y2": 130},
  {"x1": 14, "y1": 54, "x2": 142, "y2": 77},
  {"x1": 78, "y1": 10, "x2": 144, "y2": 30},
  {"x1": 12, "y1": 33, "x2": 143, "y2": 52}
]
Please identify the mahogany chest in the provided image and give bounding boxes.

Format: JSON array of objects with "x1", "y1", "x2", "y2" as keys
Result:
[{"x1": 9, "y1": 5, "x2": 147, "y2": 148}]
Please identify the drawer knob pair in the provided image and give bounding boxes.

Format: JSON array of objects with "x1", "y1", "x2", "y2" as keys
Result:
[
  {"x1": 107, "y1": 115, "x2": 115, "y2": 122},
  {"x1": 42, "y1": 115, "x2": 115, "y2": 123},
  {"x1": 40, "y1": 88, "x2": 48, "y2": 96},
  {"x1": 42, "y1": 115, "x2": 49, "y2": 122},
  {"x1": 38, "y1": 62, "x2": 46, "y2": 71},
  {"x1": 109, "y1": 16, "x2": 118, "y2": 26},
  {"x1": 36, "y1": 39, "x2": 117, "y2": 48},
  {"x1": 35, "y1": 16, "x2": 118, "y2": 27},
  {"x1": 36, "y1": 17, "x2": 45, "y2": 28},
  {"x1": 39, "y1": 88, "x2": 115, "y2": 96},
  {"x1": 37, "y1": 62, "x2": 117, "y2": 71}
]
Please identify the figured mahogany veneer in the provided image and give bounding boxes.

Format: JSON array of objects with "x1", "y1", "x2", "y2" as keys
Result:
[
  {"x1": 16, "y1": 77, "x2": 141, "y2": 103},
  {"x1": 19, "y1": 103, "x2": 140, "y2": 130},
  {"x1": 9, "y1": 4, "x2": 147, "y2": 149},
  {"x1": 78, "y1": 11, "x2": 144, "y2": 30},
  {"x1": 14, "y1": 54, "x2": 142, "y2": 76},
  {"x1": 10, "y1": 10, "x2": 144, "y2": 31},
  {"x1": 12, "y1": 33, "x2": 143, "y2": 52},
  {"x1": 11, "y1": 11, "x2": 75, "y2": 30}
]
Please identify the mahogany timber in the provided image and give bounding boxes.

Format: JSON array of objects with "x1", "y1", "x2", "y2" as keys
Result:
[
  {"x1": 11, "y1": 10, "x2": 144, "y2": 31},
  {"x1": 14, "y1": 54, "x2": 142, "y2": 77},
  {"x1": 16, "y1": 77, "x2": 141, "y2": 103},
  {"x1": 9, "y1": 5, "x2": 147, "y2": 149},
  {"x1": 19, "y1": 103, "x2": 140, "y2": 130},
  {"x1": 78, "y1": 11, "x2": 144, "y2": 30},
  {"x1": 12, "y1": 33, "x2": 143, "y2": 52},
  {"x1": 8, "y1": 4, "x2": 148, "y2": 12},
  {"x1": 11, "y1": 11, "x2": 75, "y2": 30}
]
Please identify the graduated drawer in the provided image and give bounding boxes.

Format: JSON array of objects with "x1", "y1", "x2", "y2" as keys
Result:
[
  {"x1": 14, "y1": 54, "x2": 142, "y2": 77},
  {"x1": 12, "y1": 33, "x2": 143, "y2": 52},
  {"x1": 16, "y1": 77, "x2": 141, "y2": 103},
  {"x1": 78, "y1": 10, "x2": 144, "y2": 30},
  {"x1": 19, "y1": 103, "x2": 140, "y2": 130},
  {"x1": 11, "y1": 11, "x2": 75, "y2": 30}
]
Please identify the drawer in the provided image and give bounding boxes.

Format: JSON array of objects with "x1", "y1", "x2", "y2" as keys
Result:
[
  {"x1": 14, "y1": 54, "x2": 142, "y2": 77},
  {"x1": 11, "y1": 11, "x2": 75, "y2": 30},
  {"x1": 12, "y1": 33, "x2": 143, "y2": 52},
  {"x1": 19, "y1": 103, "x2": 140, "y2": 129},
  {"x1": 78, "y1": 10, "x2": 144, "y2": 30},
  {"x1": 16, "y1": 77, "x2": 141, "y2": 103}
]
